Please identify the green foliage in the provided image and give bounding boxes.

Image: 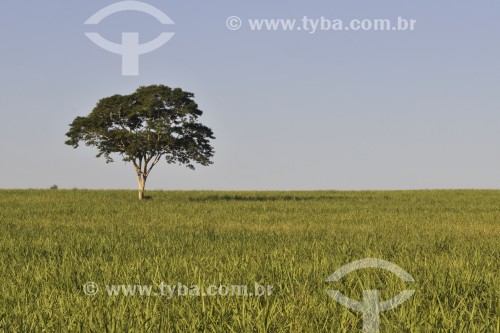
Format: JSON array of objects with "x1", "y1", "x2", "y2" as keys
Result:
[
  {"x1": 0, "y1": 190, "x2": 498, "y2": 332},
  {"x1": 66, "y1": 85, "x2": 215, "y2": 167}
]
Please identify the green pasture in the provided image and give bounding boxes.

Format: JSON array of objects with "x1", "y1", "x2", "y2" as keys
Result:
[{"x1": 0, "y1": 190, "x2": 498, "y2": 332}]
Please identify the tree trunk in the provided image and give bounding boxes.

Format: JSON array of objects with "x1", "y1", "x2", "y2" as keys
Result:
[{"x1": 137, "y1": 175, "x2": 147, "y2": 200}]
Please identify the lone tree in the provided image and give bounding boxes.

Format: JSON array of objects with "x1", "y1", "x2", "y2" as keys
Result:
[{"x1": 65, "y1": 85, "x2": 215, "y2": 200}]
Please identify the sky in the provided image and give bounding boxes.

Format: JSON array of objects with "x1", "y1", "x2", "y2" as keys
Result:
[{"x1": 0, "y1": 1, "x2": 499, "y2": 190}]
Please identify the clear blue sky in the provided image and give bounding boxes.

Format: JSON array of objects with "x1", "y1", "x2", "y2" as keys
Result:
[{"x1": 1, "y1": 1, "x2": 499, "y2": 190}]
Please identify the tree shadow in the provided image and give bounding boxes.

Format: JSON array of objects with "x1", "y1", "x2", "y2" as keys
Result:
[{"x1": 188, "y1": 194, "x2": 351, "y2": 202}]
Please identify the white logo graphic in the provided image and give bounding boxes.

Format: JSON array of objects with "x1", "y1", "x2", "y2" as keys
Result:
[
  {"x1": 326, "y1": 258, "x2": 415, "y2": 333},
  {"x1": 84, "y1": 1, "x2": 175, "y2": 76}
]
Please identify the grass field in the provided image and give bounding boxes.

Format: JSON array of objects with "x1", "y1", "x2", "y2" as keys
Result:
[{"x1": 0, "y1": 190, "x2": 498, "y2": 332}]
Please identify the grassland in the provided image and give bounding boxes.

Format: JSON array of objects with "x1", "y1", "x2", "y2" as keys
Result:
[{"x1": 0, "y1": 190, "x2": 498, "y2": 332}]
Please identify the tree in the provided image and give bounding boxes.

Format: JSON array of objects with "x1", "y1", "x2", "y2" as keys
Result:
[{"x1": 65, "y1": 85, "x2": 215, "y2": 200}]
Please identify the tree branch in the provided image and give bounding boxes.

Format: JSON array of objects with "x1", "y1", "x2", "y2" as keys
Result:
[{"x1": 147, "y1": 154, "x2": 163, "y2": 174}]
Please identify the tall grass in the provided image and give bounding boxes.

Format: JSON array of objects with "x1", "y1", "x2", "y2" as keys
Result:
[{"x1": 0, "y1": 190, "x2": 498, "y2": 332}]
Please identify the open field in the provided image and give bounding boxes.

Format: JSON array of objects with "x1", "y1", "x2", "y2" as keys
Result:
[{"x1": 0, "y1": 190, "x2": 498, "y2": 332}]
